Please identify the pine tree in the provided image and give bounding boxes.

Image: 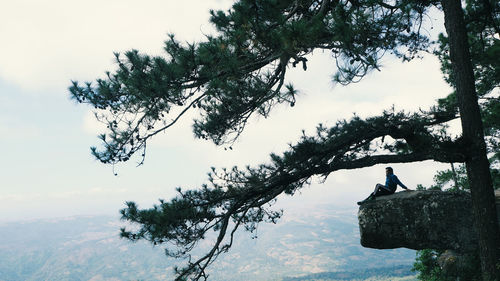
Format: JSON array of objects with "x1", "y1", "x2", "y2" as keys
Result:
[
  {"x1": 415, "y1": 1, "x2": 499, "y2": 276},
  {"x1": 70, "y1": 0, "x2": 499, "y2": 280}
]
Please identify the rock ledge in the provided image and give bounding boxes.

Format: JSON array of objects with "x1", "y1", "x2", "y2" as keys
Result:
[{"x1": 357, "y1": 190, "x2": 487, "y2": 252}]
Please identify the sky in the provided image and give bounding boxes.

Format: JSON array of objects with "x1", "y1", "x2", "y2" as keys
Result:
[{"x1": 0, "y1": 0, "x2": 456, "y2": 222}]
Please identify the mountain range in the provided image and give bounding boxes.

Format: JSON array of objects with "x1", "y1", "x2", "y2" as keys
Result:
[{"x1": 0, "y1": 204, "x2": 417, "y2": 280}]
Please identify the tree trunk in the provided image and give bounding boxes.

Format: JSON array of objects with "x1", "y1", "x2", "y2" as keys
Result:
[{"x1": 441, "y1": 0, "x2": 500, "y2": 280}]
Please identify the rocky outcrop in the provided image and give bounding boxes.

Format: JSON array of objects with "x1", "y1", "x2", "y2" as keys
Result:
[{"x1": 357, "y1": 190, "x2": 500, "y2": 253}]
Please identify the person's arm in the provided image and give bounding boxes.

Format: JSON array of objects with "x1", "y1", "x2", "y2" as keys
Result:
[{"x1": 394, "y1": 175, "x2": 409, "y2": 190}]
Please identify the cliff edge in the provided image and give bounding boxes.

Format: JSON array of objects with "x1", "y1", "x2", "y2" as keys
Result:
[{"x1": 358, "y1": 190, "x2": 500, "y2": 253}]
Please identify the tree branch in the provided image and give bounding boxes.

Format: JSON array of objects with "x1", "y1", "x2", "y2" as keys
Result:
[{"x1": 119, "y1": 108, "x2": 464, "y2": 280}]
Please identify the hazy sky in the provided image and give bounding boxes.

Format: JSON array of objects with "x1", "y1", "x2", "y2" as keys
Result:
[{"x1": 0, "y1": 0, "x2": 455, "y2": 222}]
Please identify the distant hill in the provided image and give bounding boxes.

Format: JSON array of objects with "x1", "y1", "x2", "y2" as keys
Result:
[
  {"x1": 282, "y1": 265, "x2": 416, "y2": 281},
  {"x1": 0, "y1": 205, "x2": 416, "y2": 281}
]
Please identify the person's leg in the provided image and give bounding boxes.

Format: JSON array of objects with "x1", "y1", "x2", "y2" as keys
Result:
[
  {"x1": 358, "y1": 184, "x2": 396, "y2": 205},
  {"x1": 373, "y1": 184, "x2": 384, "y2": 195},
  {"x1": 374, "y1": 184, "x2": 393, "y2": 197},
  {"x1": 357, "y1": 184, "x2": 382, "y2": 205}
]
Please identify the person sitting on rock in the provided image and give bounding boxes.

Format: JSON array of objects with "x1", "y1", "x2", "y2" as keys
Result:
[{"x1": 357, "y1": 167, "x2": 411, "y2": 205}]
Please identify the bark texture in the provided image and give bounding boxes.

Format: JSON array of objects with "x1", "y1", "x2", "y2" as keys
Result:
[{"x1": 441, "y1": 0, "x2": 500, "y2": 279}]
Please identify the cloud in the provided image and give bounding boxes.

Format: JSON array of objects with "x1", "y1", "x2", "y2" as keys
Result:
[
  {"x1": 0, "y1": 120, "x2": 41, "y2": 140},
  {"x1": 0, "y1": 187, "x2": 127, "y2": 202},
  {"x1": 0, "y1": 0, "x2": 233, "y2": 93},
  {"x1": 0, "y1": 0, "x2": 459, "y2": 222},
  {"x1": 0, "y1": 185, "x2": 175, "y2": 222}
]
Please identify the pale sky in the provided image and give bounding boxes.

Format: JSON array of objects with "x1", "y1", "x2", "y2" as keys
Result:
[{"x1": 0, "y1": 0, "x2": 455, "y2": 222}]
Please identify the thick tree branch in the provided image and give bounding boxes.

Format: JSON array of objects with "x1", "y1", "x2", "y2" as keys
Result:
[
  {"x1": 120, "y1": 108, "x2": 464, "y2": 280},
  {"x1": 71, "y1": 0, "x2": 431, "y2": 164}
]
